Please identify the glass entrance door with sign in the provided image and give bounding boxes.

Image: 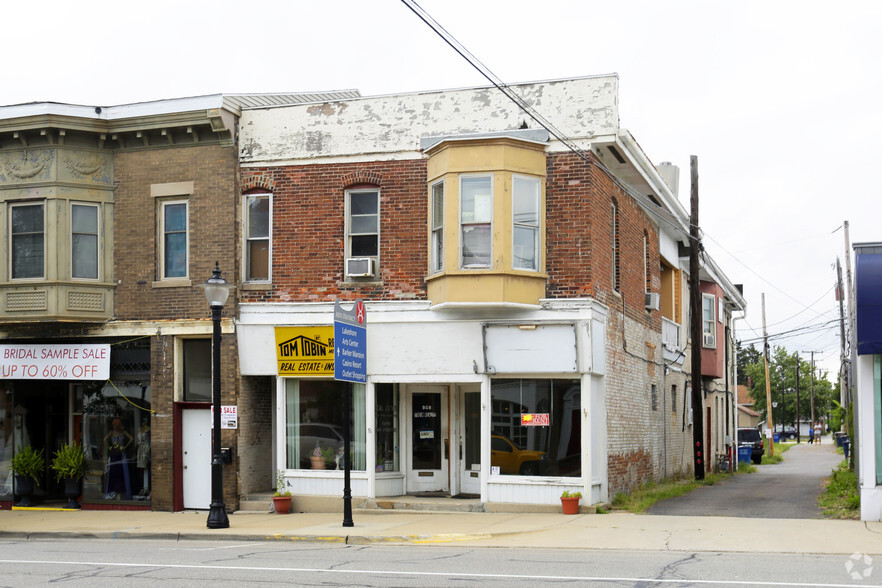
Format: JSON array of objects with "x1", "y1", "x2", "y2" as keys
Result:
[
  {"x1": 457, "y1": 387, "x2": 481, "y2": 495},
  {"x1": 406, "y1": 386, "x2": 448, "y2": 493}
]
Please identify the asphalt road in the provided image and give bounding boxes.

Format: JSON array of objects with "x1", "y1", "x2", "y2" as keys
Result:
[
  {"x1": 1, "y1": 538, "x2": 878, "y2": 587},
  {"x1": 647, "y1": 441, "x2": 843, "y2": 518}
]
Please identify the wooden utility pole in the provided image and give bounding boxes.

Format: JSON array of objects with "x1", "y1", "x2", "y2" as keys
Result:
[
  {"x1": 689, "y1": 155, "x2": 705, "y2": 479},
  {"x1": 763, "y1": 293, "x2": 775, "y2": 456},
  {"x1": 836, "y1": 257, "x2": 847, "y2": 432}
]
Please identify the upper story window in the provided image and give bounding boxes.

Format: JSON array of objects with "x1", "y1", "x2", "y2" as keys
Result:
[
  {"x1": 182, "y1": 338, "x2": 210, "y2": 402},
  {"x1": 611, "y1": 200, "x2": 620, "y2": 292},
  {"x1": 71, "y1": 203, "x2": 99, "y2": 279},
  {"x1": 460, "y1": 175, "x2": 492, "y2": 269},
  {"x1": 160, "y1": 200, "x2": 188, "y2": 279},
  {"x1": 643, "y1": 231, "x2": 651, "y2": 293},
  {"x1": 10, "y1": 202, "x2": 45, "y2": 279},
  {"x1": 512, "y1": 175, "x2": 540, "y2": 271},
  {"x1": 244, "y1": 192, "x2": 271, "y2": 281},
  {"x1": 702, "y1": 293, "x2": 716, "y2": 348},
  {"x1": 431, "y1": 181, "x2": 444, "y2": 273},
  {"x1": 345, "y1": 189, "x2": 379, "y2": 278}
]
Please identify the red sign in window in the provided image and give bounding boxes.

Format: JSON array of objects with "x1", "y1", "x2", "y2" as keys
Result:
[{"x1": 521, "y1": 413, "x2": 549, "y2": 426}]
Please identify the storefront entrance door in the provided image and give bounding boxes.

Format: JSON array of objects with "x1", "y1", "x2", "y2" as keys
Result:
[
  {"x1": 406, "y1": 386, "x2": 448, "y2": 493},
  {"x1": 457, "y1": 387, "x2": 481, "y2": 496},
  {"x1": 182, "y1": 408, "x2": 211, "y2": 509}
]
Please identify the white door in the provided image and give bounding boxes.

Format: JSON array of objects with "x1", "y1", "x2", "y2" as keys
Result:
[
  {"x1": 457, "y1": 386, "x2": 481, "y2": 496},
  {"x1": 182, "y1": 409, "x2": 211, "y2": 509},
  {"x1": 406, "y1": 385, "x2": 449, "y2": 493}
]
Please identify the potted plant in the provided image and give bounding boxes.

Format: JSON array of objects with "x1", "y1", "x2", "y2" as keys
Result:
[
  {"x1": 321, "y1": 446, "x2": 337, "y2": 470},
  {"x1": 560, "y1": 490, "x2": 582, "y2": 515},
  {"x1": 9, "y1": 446, "x2": 44, "y2": 507},
  {"x1": 272, "y1": 469, "x2": 292, "y2": 514},
  {"x1": 310, "y1": 442, "x2": 325, "y2": 469},
  {"x1": 50, "y1": 442, "x2": 85, "y2": 509}
]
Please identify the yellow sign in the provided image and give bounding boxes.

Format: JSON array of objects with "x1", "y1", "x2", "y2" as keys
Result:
[{"x1": 275, "y1": 326, "x2": 334, "y2": 376}]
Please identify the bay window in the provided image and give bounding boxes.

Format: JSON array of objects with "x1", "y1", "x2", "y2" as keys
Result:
[
  {"x1": 431, "y1": 181, "x2": 444, "y2": 273},
  {"x1": 512, "y1": 175, "x2": 540, "y2": 271},
  {"x1": 460, "y1": 175, "x2": 492, "y2": 268},
  {"x1": 10, "y1": 202, "x2": 44, "y2": 279},
  {"x1": 71, "y1": 203, "x2": 99, "y2": 279}
]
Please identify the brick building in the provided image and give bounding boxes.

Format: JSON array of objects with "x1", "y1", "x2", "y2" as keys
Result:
[{"x1": 235, "y1": 75, "x2": 746, "y2": 507}]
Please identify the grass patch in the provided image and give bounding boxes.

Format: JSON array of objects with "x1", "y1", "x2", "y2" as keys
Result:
[
  {"x1": 820, "y1": 460, "x2": 860, "y2": 519},
  {"x1": 611, "y1": 470, "x2": 743, "y2": 513}
]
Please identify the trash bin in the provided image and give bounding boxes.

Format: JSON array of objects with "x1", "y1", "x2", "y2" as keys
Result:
[
  {"x1": 738, "y1": 447, "x2": 752, "y2": 464},
  {"x1": 835, "y1": 432, "x2": 845, "y2": 447},
  {"x1": 773, "y1": 434, "x2": 780, "y2": 443},
  {"x1": 843, "y1": 438, "x2": 850, "y2": 460}
]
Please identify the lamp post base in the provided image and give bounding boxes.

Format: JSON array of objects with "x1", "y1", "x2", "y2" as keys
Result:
[{"x1": 207, "y1": 502, "x2": 229, "y2": 529}]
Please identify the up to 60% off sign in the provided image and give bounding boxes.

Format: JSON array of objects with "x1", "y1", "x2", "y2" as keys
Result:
[{"x1": 1, "y1": 344, "x2": 111, "y2": 380}]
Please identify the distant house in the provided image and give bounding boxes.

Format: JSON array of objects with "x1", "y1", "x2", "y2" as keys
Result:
[
  {"x1": 854, "y1": 241, "x2": 882, "y2": 521},
  {"x1": 737, "y1": 384, "x2": 760, "y2": 428}
]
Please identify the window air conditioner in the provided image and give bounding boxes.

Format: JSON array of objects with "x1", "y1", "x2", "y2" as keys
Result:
[
  {"x1": 702, "y1": 332, "x2": 716, "y2": 347},
  {"x1": 346, "y1": 257, "x2": 374, "y2": 278},
  {"x1": 644, "y1": 292, "x2": 660, "y2": 311}
]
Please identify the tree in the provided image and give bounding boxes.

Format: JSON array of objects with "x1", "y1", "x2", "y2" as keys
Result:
[
  {"x1": 743, "y1": 345, "x2": 836, "y2": 429},
  {"x1": 736, "y1": 341, "x2": 762, "y2": 385}
]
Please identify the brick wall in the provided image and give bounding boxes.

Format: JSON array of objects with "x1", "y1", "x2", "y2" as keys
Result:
[
  {"x1": 239, "y1": 160, "x2": 427, "y2": 303},
  {"x1": 113, "y1": 144, "x2": 241, "y2": 319}
]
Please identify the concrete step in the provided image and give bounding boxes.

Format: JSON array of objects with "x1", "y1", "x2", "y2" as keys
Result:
[{"x1": 239, "y1": 492, "x2": 273, "y2": 513}]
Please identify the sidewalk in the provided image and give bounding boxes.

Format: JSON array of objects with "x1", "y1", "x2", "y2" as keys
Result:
[{"x1": 2, "y1": 507, "x2": 881, "y2": 555}]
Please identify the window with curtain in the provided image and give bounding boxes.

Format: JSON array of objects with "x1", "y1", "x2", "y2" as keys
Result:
[
  {"x1": 431, "y1": 181, "x2": 444, "y2": 273},
  {"x1": 285, "y1": 379, "x2": 366, "y2": 471},
  {"x1": 460, "y1": 175, "x2": 492, "y2": 268}
]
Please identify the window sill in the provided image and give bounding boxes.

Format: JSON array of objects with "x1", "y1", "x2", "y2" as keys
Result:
[
  {"x1": 338, "y1": 279, "x2": 383, "y2": 287},
  {"x1": 240, "y1": 282, "x2": 272, "y2": 291},
  {"x1": 152, "y1": 278, "x2": 192, "y2": 288}
]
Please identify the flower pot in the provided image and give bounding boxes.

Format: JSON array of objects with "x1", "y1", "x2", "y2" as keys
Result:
[
  {"x1": 560, "y1": 496, "x2": 581, "y2": 515},
  {"x1": 310, "y1": 456, "x2": 325, "y2": 469},
  {"x1": 63, "y1": 478, "x2": 83, "y2": 509},
  {"x1": 14, "y1": 475, "x2": 35, "y2": 507},
  {"x1": 272, "y1": 495, "x2": 292, "y2": 514}
]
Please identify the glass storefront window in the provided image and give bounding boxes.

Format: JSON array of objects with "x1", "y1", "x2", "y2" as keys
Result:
[
  {"x1": 285, "y1": 379, "x2": 366, "y2": 471},
  {"x1": 375, "y1": 384, "x2": 399, "y2": 472},
  {"x1": 81, "y1": 381, "x2": 152, "y2": 502},
  {"x1": 490, "y1": 379, "x2": 581, "y2": 477}
]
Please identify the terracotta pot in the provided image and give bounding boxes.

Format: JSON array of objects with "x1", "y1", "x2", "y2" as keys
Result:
[
  {"x1": 272, "y1": 495, "x2": 292, "y2": 514},
  {"x1": 310, "y1": 456, "x2": 325, "y2": 469},
  {"x1": 560, "y1": 496, "x2": 581, "y2": 515}
]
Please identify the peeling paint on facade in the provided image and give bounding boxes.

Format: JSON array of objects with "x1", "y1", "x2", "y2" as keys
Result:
[{"x1": 240, "y1": 75, "x2": 619, "y2": 164}]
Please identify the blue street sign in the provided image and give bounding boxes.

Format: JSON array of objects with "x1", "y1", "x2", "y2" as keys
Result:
[{"x1": 334, "y1": 299, "x2": 366, "y2": 383}]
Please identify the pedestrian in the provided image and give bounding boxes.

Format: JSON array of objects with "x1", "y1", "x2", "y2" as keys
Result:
[
  {"x1": 808, "y1": 423, "x2": 814, "y2": 445},
  {"x1": 813, "y1": 422, "x2": 822, "y2": 445}
]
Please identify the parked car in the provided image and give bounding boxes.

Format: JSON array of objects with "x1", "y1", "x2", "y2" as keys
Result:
[
  {"x1": 737, "y1": 427, "x2": 764, "y2": 465},
  {"x1": 774, "y1": 426, "x2": 798, "y2": 440},
  {"x1": 490, "y1": 435, "x2": 547, "y2": 475}
]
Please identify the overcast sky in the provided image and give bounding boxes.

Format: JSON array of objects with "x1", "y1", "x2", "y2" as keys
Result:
[{"x1": 6, "y1": 0, "x2": 879, "y2": 379}]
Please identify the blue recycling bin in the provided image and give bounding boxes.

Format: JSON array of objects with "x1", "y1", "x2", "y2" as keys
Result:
[
  {"x1": 737, "y1": 447, "x2": 752, "y2": 464},
  {"x1": 773, "y1": 434, "x2": 780, "y2": 443}
]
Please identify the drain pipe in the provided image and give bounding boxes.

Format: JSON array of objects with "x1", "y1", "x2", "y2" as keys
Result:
[{"x1": 731, "y1": 311, "x2": 747, "y2": 471}]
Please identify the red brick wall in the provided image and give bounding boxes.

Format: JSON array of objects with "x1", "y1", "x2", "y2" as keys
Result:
[{"x1": 240, "y1": 160, "x2": 427, "y2": 303}]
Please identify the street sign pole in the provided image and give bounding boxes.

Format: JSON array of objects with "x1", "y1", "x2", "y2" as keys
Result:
[{"x1": 334, "y1": 299, "x2": 367, "y2": 528}]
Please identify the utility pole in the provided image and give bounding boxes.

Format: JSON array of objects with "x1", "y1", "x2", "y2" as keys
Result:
[
  {"x1": 763, "y1": 293, "x2": 775, "y2": 456},
  {"x1": 795, "y1": 351, "x2": 800, "y2": 443},
  {"x1": 689, "y1": 155, "x2": 705, "y2": 480},
  {"x1": 836, "y1": 258, "x2": 847, "y2": 432},
  {"x1": 842, "y1": 222, "x2": 855, "y2": 439}
]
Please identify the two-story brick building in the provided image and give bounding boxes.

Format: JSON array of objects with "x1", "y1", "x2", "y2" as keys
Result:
[{"x1": 234, "y1": 75, "x2": 746, "y2": 507}]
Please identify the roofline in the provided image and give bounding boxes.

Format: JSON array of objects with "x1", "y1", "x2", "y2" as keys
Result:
[{"x1": 0, "y1": 95, "x2": 229, "y2": 122}]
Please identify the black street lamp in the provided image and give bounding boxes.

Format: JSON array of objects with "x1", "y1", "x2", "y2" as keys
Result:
[{"x1": 202, "y1": 262, "x2": 231, "y2": 529}]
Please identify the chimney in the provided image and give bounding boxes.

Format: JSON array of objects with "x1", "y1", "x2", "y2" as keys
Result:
[{"x1": 656, "y1": 161, "x2": 679, "y2": 197}]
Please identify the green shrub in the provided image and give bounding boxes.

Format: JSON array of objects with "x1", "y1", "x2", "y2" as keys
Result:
[{"x1": 9, "y1": 446, "x2": 44, "y2": 483}]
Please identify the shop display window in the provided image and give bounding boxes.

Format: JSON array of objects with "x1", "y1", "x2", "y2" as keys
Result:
[
  {"x1": 0, "y1": 385, "x2": 13, "y2": 497},
  {"x1": 490, "y1": 379, "x2": 581, "y2": 477},
  {"x1": 285, "y1": 379, "x2": 366, "y2": 471},
  {"x1": 80, "y1": 381, "x2": 151, "y2": 502},
  {"x1": 375, "y1": 383, "x2": 399, "y2": 472}
]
